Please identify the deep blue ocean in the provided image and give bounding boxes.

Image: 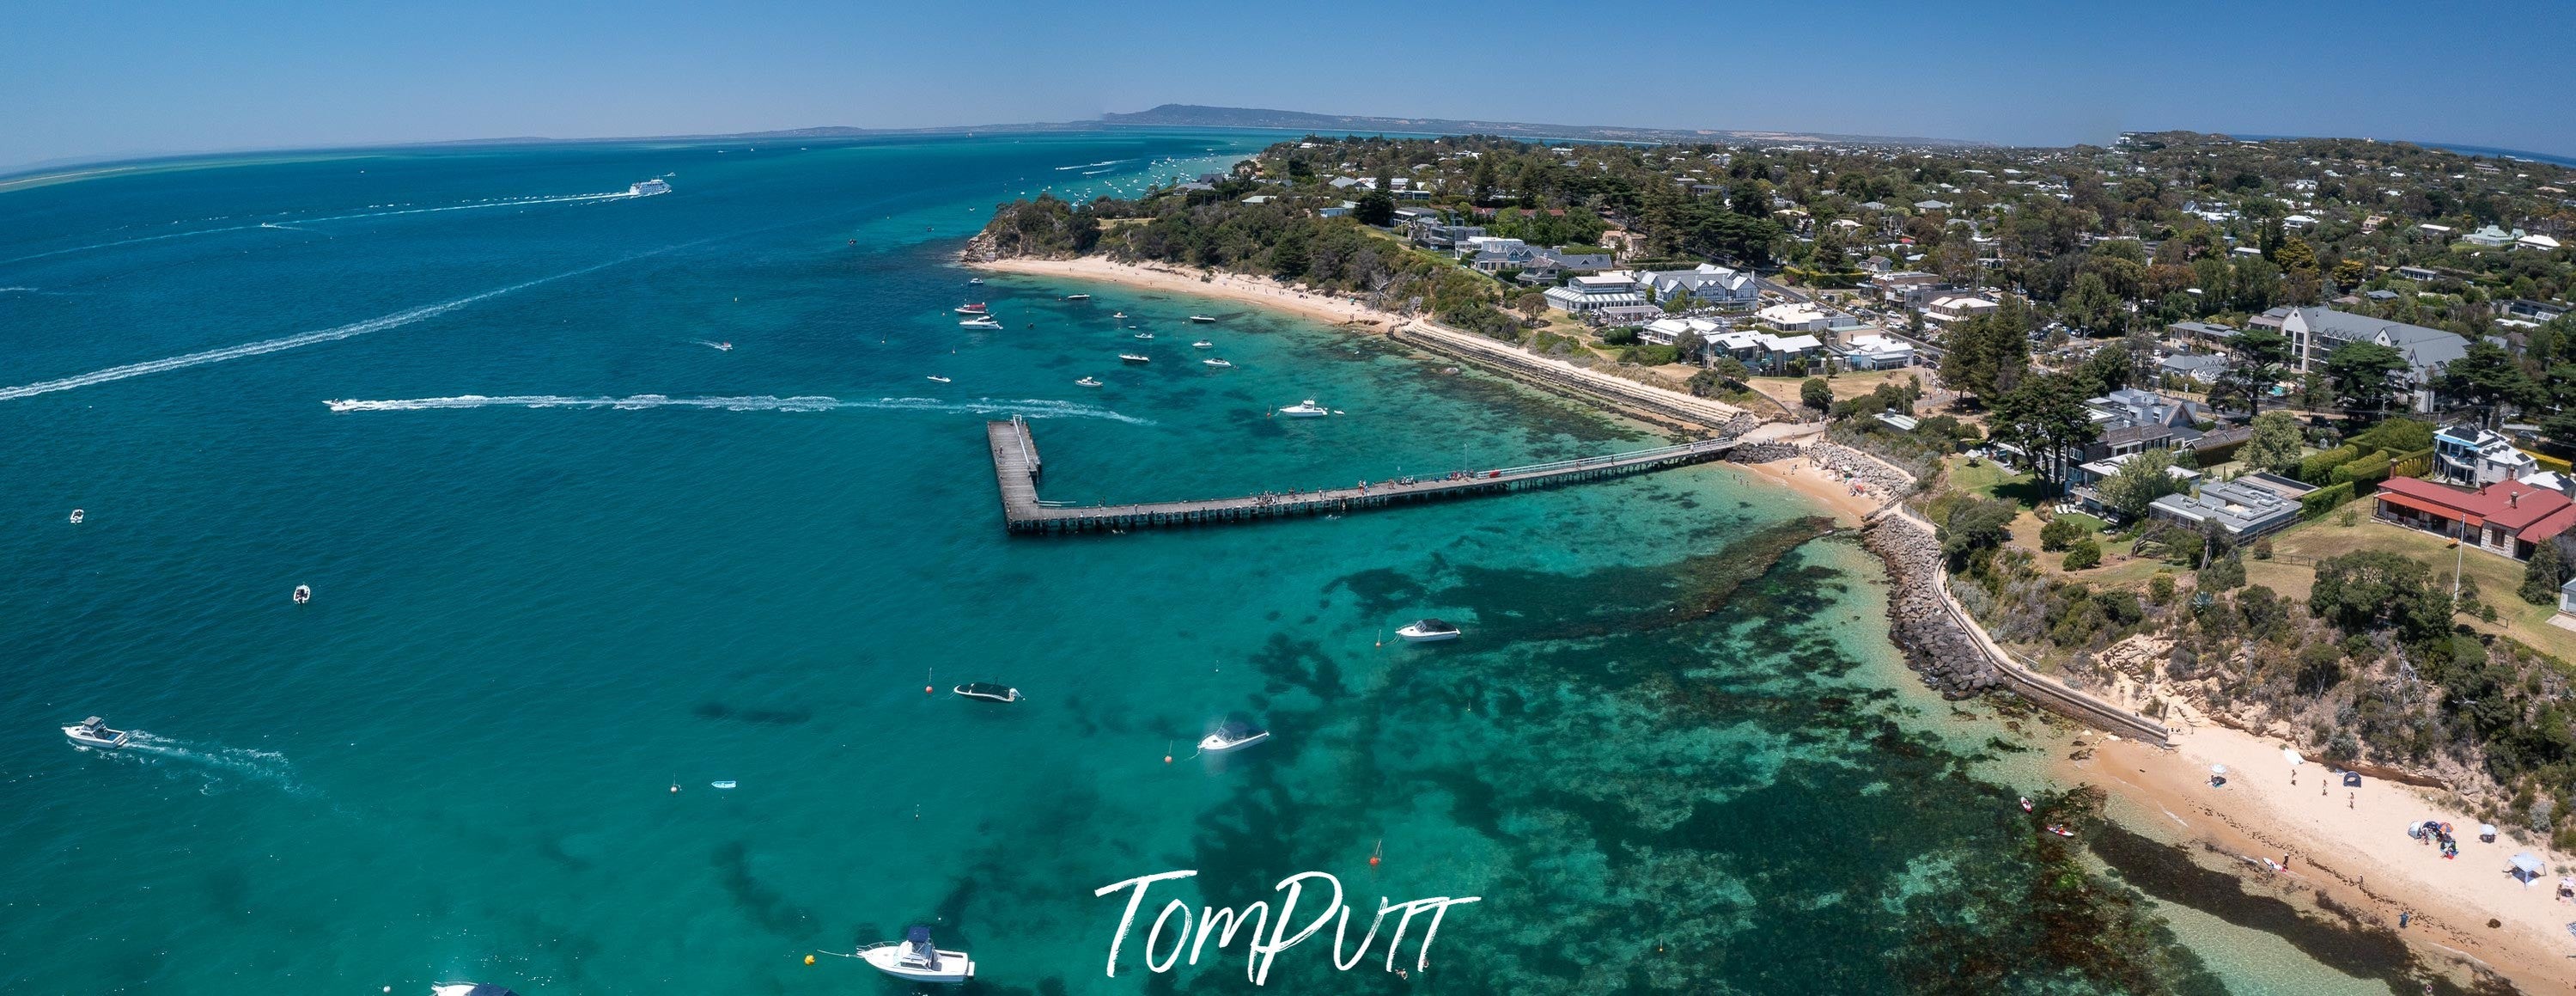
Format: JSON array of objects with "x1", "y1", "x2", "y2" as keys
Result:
[{"x1": 0, "y1": 132, "x2": 2380, "y2": 994}]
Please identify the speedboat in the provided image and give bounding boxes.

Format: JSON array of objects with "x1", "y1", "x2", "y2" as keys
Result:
[
  {"x1": 1198, "y1": 720, "x2": 1270, "y2": 754},
  {"x1": 926, "y1": 376, "x2": 951, "y2": 383},
  {"x1": 1203, "y1": 358, "x2": 1233, "y2": 368},
  {"x1": 710, "y1": 779, "x2": 737, "y2": 790},
  {"x1": 1119, "y1": 353, "x2": 1151, "y2": 364},
  {"x1": 63, "y1": 716, "x2": 130, "y2": 749},
  {"x1": 1191, "y1": 339, "x2": 1214, "y2": 348},
  {"x1": 1132, "y1": 332, "x2": 1154, "y2": 340},
  {"x1": 68, "y1": 508, "x2": 83, "y2": 523},
  {"x1": 1075, "y1": 376, "x2": 1102, "y2": 387},
  {"x1": 858, "y1": 926, "x2": 974, "y2": 984},
  {"x1": 1395, "y1": 619, "x2": 1461, "y2": 643},
  {"x1": 1063, "y1": 293, "x2": 1091, "y2": 301},
  {"x1": 627, "y1": 179, "x2": 672, "y2": 197},
  {"x1": 710, "y1": 341, "x2": 733, "y2": 351},
  {"x1": 953, "y1": 682, "x2": 1020, "y2": 703},
  {"x1": 1189, "y1": 315, "x2": 1217, "y2": 323},
  {"x1": 292, "y1": 584, "x2": 312, "y2": 604},
  {"x1": 960, "y1": 315, "x2": 1003, "y2": 329},
  {"x1": 1276, "y1": 400, "x2": 1330, "y2": 418},
  {"x1": 432, "y1": 985, "x2": 521, "y2": 996},
  {"x1": 953, "y1": 302, "x2": 990, "y2": 315}
]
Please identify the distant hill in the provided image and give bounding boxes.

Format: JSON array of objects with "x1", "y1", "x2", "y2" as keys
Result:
[{"x1": 1093, "y1": 104, "x2": 1985, "y2": 148}]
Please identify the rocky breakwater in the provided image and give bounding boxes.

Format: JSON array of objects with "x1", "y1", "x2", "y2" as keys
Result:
[
  {"x1": 1806, "y1": 441, "x2": 1915, "y2": 495},
  {"x1": 1861, "y1": 516, "x2": 2004, "y2": 698}
]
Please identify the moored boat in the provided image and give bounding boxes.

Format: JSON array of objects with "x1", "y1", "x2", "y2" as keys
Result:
[
  {"x1": 1132, "y1": 332, "x2": 1154, "y2": 340},
  {"x1": 858, "y1": 926, "x2": 975, "y2": 984},
  {"x1": 1276, "y1": 400, "x2": 1330, "y2": 418},
  {"x1": 63, "y1": 716, "x2": 130, "y2": 749},
  {"x1": 1075, "y1": 376, "x2": 1102, "y2": 387},
  {"x1": 953, "y1": 302, "x2": 990, "y2": 315},
  {"x1": 1191, "y1": 339, "x2": 1213, "y2": 348},
  {"x1": 1203, "y1": 358, "x2": 1233, "y2": 368},
  {"x1": 1198, "y1": 720, "x2": 1270, "y2": 754},
  {"x1": 926, "y1": 376, "x2": 951, "y2": 383},
  {"x1": 1119, "y1": 353, "x2": 1151, "y2": 364},
  {"x1": 959, "y1": 315, "x2": 1002, "y2": 329},
  {"x1": 431, "y1": 985, "x2": 521, "y2": 996},
  {"x1": 1111, "y1": 311, "x2": 1127, "y2": 319},
  {"x1": 953, "y1": 682, "x2": 1020, "y2": 703},
  {"x1": 1395, "y1": 619, "x2": 1461, "y2": 642},
  {"x1": 1063, "y1": 293, "x2": 1091, "y2": 301},
  {"x1": 1189, "y1": 315, "x2": 1217, "y2": 323}
]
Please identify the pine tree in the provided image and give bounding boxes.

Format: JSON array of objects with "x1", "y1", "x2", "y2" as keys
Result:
[{"x1": 2521, "y1": 538, "x2": 2566, "y2": 605}]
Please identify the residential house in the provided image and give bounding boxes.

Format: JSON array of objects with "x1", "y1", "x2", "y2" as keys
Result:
[
  {"x1": 1756, "y1": 302, "x2": 1832, "y2": 333},
  {"x1": 1707, "y1": 329, "x2": 1823, "y2": 374},
  {"x1": 2463, "y1": 225, "x2": 2522, "y2": 247},
  {"x1": 2372, "y1": 477, "x2": 2576, "y2": 559},
  {"x1": 2069, "y1": 451, "x2": 2201, "y2": 516},
  {"x1": 2167, "y1": 321, "x2": 2238, "y2": 345},
  {"x1": 1634, "y1": 264, "x2": 1759, "y2": 312},
  {"x1": 1640, "y1": 316, "x2": 1723, "y2": 346},
  {"x1": 1835, "y1": 333, "x2": 1915, "y2": 370},
  {"x1": 2279, "y1": 307, "x2": 2470, "y2": 411},
  {"x1": 1542, "y1": 274, "x2": 1649, "y2": 315},
  {"x1": 2158, "y1": 353, "x2": 2227, "y2": 383},
  {"x1": 2432, "y1": 424, "x2": 2539, "y2": 487},
  {"x1": 1873, "y1": 272, "x2": 1946, "y2": 308},
  {"x1": 1922, "y1": 294, "x2": 2000, "y2": 325},
  {"x1": 2147, "y1": 474, "x2": 2315, "y2": 539},
  {"x1": 2498, "y1": 299, "x2": 2570, "y2": 323},
  {"x1": 1408, "y1": 221, "x2": 1485, "y2": 250},
  {"x1": 2395, "y1": 265, "x2": 2439, "y2": 282}
]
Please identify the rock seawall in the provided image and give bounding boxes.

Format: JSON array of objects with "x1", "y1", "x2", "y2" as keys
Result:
[{"x1": 1861, "y1": 515, "x2": 2005, "y2": 698}]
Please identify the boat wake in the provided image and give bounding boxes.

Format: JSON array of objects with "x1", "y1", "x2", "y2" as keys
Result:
[
  {"x1": 97, "y1": 730, "x2": 316, "y2": 797},
  {"x1": 0, "y1": 254, "x2": 644, "y2": 403},
  {"x1": 2, "y1": 190, "x2": 648, "y2": 266},
  {"x1": 322, "y1": 393, "x2": 1153, "y2": 424},
  {"x1": 1054, "y1": 159, "x2": 1128, "y2": 171}
]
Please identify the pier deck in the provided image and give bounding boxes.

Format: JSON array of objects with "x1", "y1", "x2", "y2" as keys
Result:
[{"x1": 986, "y1": 417, "x2": 1737, "y2": 535}]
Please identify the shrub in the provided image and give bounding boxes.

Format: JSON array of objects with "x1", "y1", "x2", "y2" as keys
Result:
[
  {"x1": 2521, "y1": 539, "x2": 2567, "y2": 605},
  {"x1": 2338, "y1": 508, "x2": 2358, "y2": 527},
  {"x1": 2251, "y1": 537, "x2": 2275, "y2": 560},
  {"x1": 1801, "y1": 377, "x2": 1833, "y2": 411},
  {"x1": 2149, "y1": 572, "x2": 2177, "y2": 605},
  {"x1": 2329, "y1": 452, "x2": 2393, "y2": 486},
  {"x1": 2198, "y1": 553, "x2": 2246, "y2": 592},
  {"x1": 2061, "y1": 538, "x2": 2103, "y2": 570},
  {"x1": 2040, "y1": 516, "x2": 2086, "y2": 552},
  {"x1": 1620, "y1": 344, "x2": 1681, "y2": 366},
  {"x1": 2300, "y1": 481, "x2": 2354, "y2": 519},
  {"x1": 1602, "y1": 327, "x2": 1641, "y2": 345},
  {"x1": 2297, "y1": 444, "x2": 2367, "y2": 485}
]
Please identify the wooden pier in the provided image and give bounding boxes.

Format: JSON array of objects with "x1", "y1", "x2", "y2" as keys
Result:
[{"x1": 986, "y1": 416, "x2": 1738, "y2": 535}]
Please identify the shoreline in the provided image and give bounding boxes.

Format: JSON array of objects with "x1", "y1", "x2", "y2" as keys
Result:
[{"x1": 965, "y1": 249, "x2": 2573, "y2": 991}]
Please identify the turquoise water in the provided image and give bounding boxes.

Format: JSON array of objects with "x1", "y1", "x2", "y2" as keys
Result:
[{"x1": 1, "y1": 133, "x2": 2364, "y2": 993}]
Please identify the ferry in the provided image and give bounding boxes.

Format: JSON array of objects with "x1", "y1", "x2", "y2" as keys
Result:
[
  {"x1": 858, "y1": 926, "x2": 975, "y2": 984},
  {"x1": 1119, "y1": 353, "x2": 1151, "y2": 364},
  {"x1": 959, "y1": 315, "x2": 1003, "y2": 329},
  {"x1": 1189, "y1": 315, "x2": 1218, "y2": 323},
  {"x1": 627, "y1": 179, "x2": 672, "y2": 197},
  {"x1": 63, "y1": 716, "x2": 131, "y2": 749},
  {"x1": 1203, "y1": 358, "x2": 1233, "y2": 368},
  {"x1": 1395, "y1": 619, "x2": 1461, "y2": 643},
  {"x1": 1277, "y1": 400, "x2": 1330, "y2": 418},
  {"x1": 953, "y1": 302, "x2": 990, "y2": 315},
  {"x1": 1198, "y1": 720, "x2": 1270, "y2": 754},
  {"x1": 953, "y1": 682, "x2": 1021, "y2": 703},
  {"x1": 1075, "y1": 376, "x2": 1102, "y2": 387}
]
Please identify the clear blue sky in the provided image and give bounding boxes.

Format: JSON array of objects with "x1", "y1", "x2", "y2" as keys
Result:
[{"x1": 5, "y1": 0, "x2": 2572, "y2": 171}]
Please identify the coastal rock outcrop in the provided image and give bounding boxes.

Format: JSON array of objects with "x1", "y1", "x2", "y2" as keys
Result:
[
  {"x1": 1806, "y1": 441, "x2": 1915, "y2": 496},
  {"x1": 1861, "y1": 516, "x2": 2004, "y2": 698}
]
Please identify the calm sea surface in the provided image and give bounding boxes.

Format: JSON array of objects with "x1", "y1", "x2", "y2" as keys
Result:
[{"x1": 0, "y1": 133, "x2": 2370, "y2": 993}]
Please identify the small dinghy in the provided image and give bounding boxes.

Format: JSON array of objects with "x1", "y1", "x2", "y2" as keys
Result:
[
  {"x1": 292, "y1": 584, "x2": 312, "y2": 605},
  {"x1": 709, "y1": 780, "x2": 737, "y2": 790},
  {"x1": 1198, "y1": 719, "x2": 1270, "y2": 754},
  {"x1": 432, "y1": 985, "x2": 521, "y2": 996},
  {"x1": 1119, "y1": 353, "x2": 1151, "y2": 364},
  {"x1": 2043, "y1": 824, "x2": 2074, "y2": 838},
  {"x1": 2019, "y1": 796, "x2": 2035, "y2": 813},
  {"x1": 953, "y1": 682, "x2": 1020, "y2": 703},
  {"x1": 1203, "y1": 358, "x2": 1233, "y2": 368},
  {"x1": 63, "y1": 716, "x2": 130, "y2": 749},
  {"x1": 859, "y1": 926, "x2": 975, "y2": 984},
  {"x1": 69, "y1": 508, "x2": 84, "y2": 523},
  {"x1": 1189, "y1": 315, "x2": 1217, "y2": 323},
  {"x1": 1075, "y1": 376, "x2": 1102, "y2": 388},
  {"x1": 1395, "y1": 619, "x2": 1461, "y2": 643},
  {"x1": 926, "y1": 376, "x2": 952, "y2": 383}
]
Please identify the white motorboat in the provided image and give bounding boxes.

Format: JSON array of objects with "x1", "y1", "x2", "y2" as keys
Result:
[
  {"x1": 710, "y1": 779, "x2": 737, "y2": 790},
  {"x1": 1119, "y1": 353, "x2": 1151, "y2": 364},
  {"x1": 926, "y1": 376, "x2": 952, "y2": 383},
  {"x1": 1189, "y1": 315, "x2": 1217, "y2": 323},
  {"x1": 292, "y1": 584, "x2": 312, "y2": 605},
  {"x1": 69, "y1": 508, "x2": 84, "y2": 523},
  {"x1": 1111, "y1": 311, "x2": 1127, "y2": 319},
  {"x1": 1198, "y1": 720, "x2": 1270, "y2": 754},
  {"x1": 1132, "y1": 332, "x2": 1154, "y2": 340},
  {"x1": 959, "y1": 316, "x2": 1002, "y2": 329},
  {"x1": 431, "y1": 985, "x2": 521, "y2": 996},
  {"x1": 63, "y1": 716, "x2": 130, "y2": 749},
  {"x1": 1075, "y1": 376, "x2": 1102, "y2": 387},
  {"x1": 1191, "y1": 339, "x2": 1214, "y2": 348},
  {"x1": 1063, "y1": 293, "x2": 1091, "y2": 301},
  {"x1": 1396, "y1": 619, "x2": 1462, "y2": 643},
  {"x1": 1276, "y1": 400, "x2": 1330, "y2": 418},
  {"x1": 858, "y1": 926, "x2": 975, "y2": 984},
  {"x1": 953, "y1": 302, "x2": 990, "y2": 315},
  {"x1": 1203, "y1": 358, "x2": 1233, "y2": 368},
  {"x1": 953, "y1": 682, "x2": 1020, "y2": 703},
  {"x1": 967, "y1": 278, "x2": 985, "y2": 285},
  {"x1": 627, "y1": 179, "x2": 671, "y2": 197}
]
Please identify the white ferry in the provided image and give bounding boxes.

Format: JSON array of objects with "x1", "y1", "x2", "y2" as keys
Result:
[{"x1": 628, "y1": 179, "x2": 672, "y2": 197}]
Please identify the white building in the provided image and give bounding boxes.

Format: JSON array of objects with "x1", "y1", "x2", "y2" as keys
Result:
[
  {"x1": 1756, "y1": 302, "x2": 1832, "y2": 333},
  {"x1": 1632, "y1": 263, "x2": 1759, "y2": 312},
  {"x1": 1836, "y1": 333, "x2": 1915, "y2": 370},
  {"x1": 1923, "y1": 295, "x2": 2000, "y2": 324},
  {"x1": 1543, "y1": 274, "x2": 1648, "y2": 315}
]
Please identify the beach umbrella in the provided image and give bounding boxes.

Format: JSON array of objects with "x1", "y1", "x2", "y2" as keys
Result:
[{"x1": 2210, "y1": 764, "x2": 2227, "y2": 775}]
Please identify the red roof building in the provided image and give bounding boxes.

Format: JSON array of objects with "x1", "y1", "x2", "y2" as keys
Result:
[{"x1": 2372, "y1": 476, "x2": 2576, "y2": 560}]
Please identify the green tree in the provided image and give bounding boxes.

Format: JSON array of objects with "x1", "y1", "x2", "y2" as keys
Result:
[
  {"x1": 2323, "y1": 342, "x2": 2413, "y2": 419},
  {"x1": 2239, "y1": 411, "x2": 2305, "y2": 473},
  {"x1": 2098, "y1": 448, "x2": 2187, "y2": 518},
  {"x1": 1988, "y1": 371, "x2": 2102, "y2": 495},
  {"x1": 1936, "y1": 298, "x2": 2031, "y2": 406},
  {"x1": 2308, "y1": 550, "x2": 2453, "y2": 643},
  {"x1": 1801, "y1": 377, "x2": 1833, "y2": 412},
  {"x1": 2437, "y1": 339, "x2": 2536, "y2": 429},
  {"x1": 2062, "y1": 537, "x2": 2103, "y2": 570},
  {"x1": 1936, "y1": 495, "x2": 2019, "y2": 560},
  {"x1": 2213, "y1": 327, "x2": 2292, "y2": 417},
  {"x1": 2522, "y1": 539, "x2": 2567, "y2": 606},
  {"x1": 2061, "y1": 272, "x2": 2126, "y2": 337},
  {"x1": 2074, "y1": 345, "x2": 2132, "y2": 397},
  {"x1": 1353, "y1": 189, "x2": 1397, "y2": 227}
]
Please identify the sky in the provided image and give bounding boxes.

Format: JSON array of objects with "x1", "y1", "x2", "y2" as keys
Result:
[{"x1": 4, "y1": 0, "x2": 2573, "y2": 172}]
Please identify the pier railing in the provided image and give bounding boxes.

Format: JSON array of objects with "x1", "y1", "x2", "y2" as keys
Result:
[{"x1": 986, "y1": 420, "x2": 1737, "y2": 535}]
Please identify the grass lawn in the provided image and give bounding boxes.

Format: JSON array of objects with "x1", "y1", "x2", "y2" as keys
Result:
[{"x1": 2255, "y1": 515, "x2": 2576, "y2": 661}]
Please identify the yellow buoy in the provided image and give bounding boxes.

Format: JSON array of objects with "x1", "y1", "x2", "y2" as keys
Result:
[{"x1": 804, "y1": 955, "x2": 816, "y2": 966}]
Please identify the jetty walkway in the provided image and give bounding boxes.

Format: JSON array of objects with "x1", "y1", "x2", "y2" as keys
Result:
[{"x1": 987, "y1": 417, "x2": 1736, "y2": 535}]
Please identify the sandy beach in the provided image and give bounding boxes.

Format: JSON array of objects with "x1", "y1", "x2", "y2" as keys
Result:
[{"x1": 971, "y1": 250, "x2": 2576, "y2": 990}]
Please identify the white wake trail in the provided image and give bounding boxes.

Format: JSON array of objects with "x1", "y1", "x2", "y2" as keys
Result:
[
  {"x1": 2, "y1": 190, "x2": 642, "y2": 266},
  {"x1": 323, "y1": 393, "x2": 1154, "y2": 425},
  {"x1": 0, "y1": 256, "x2": 635, "y2": 402}
]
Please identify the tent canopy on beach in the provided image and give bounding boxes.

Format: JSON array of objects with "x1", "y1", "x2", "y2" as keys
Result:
[{"x1": 2512, "y1": 852, "x2": 2546, "y2": 882}]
